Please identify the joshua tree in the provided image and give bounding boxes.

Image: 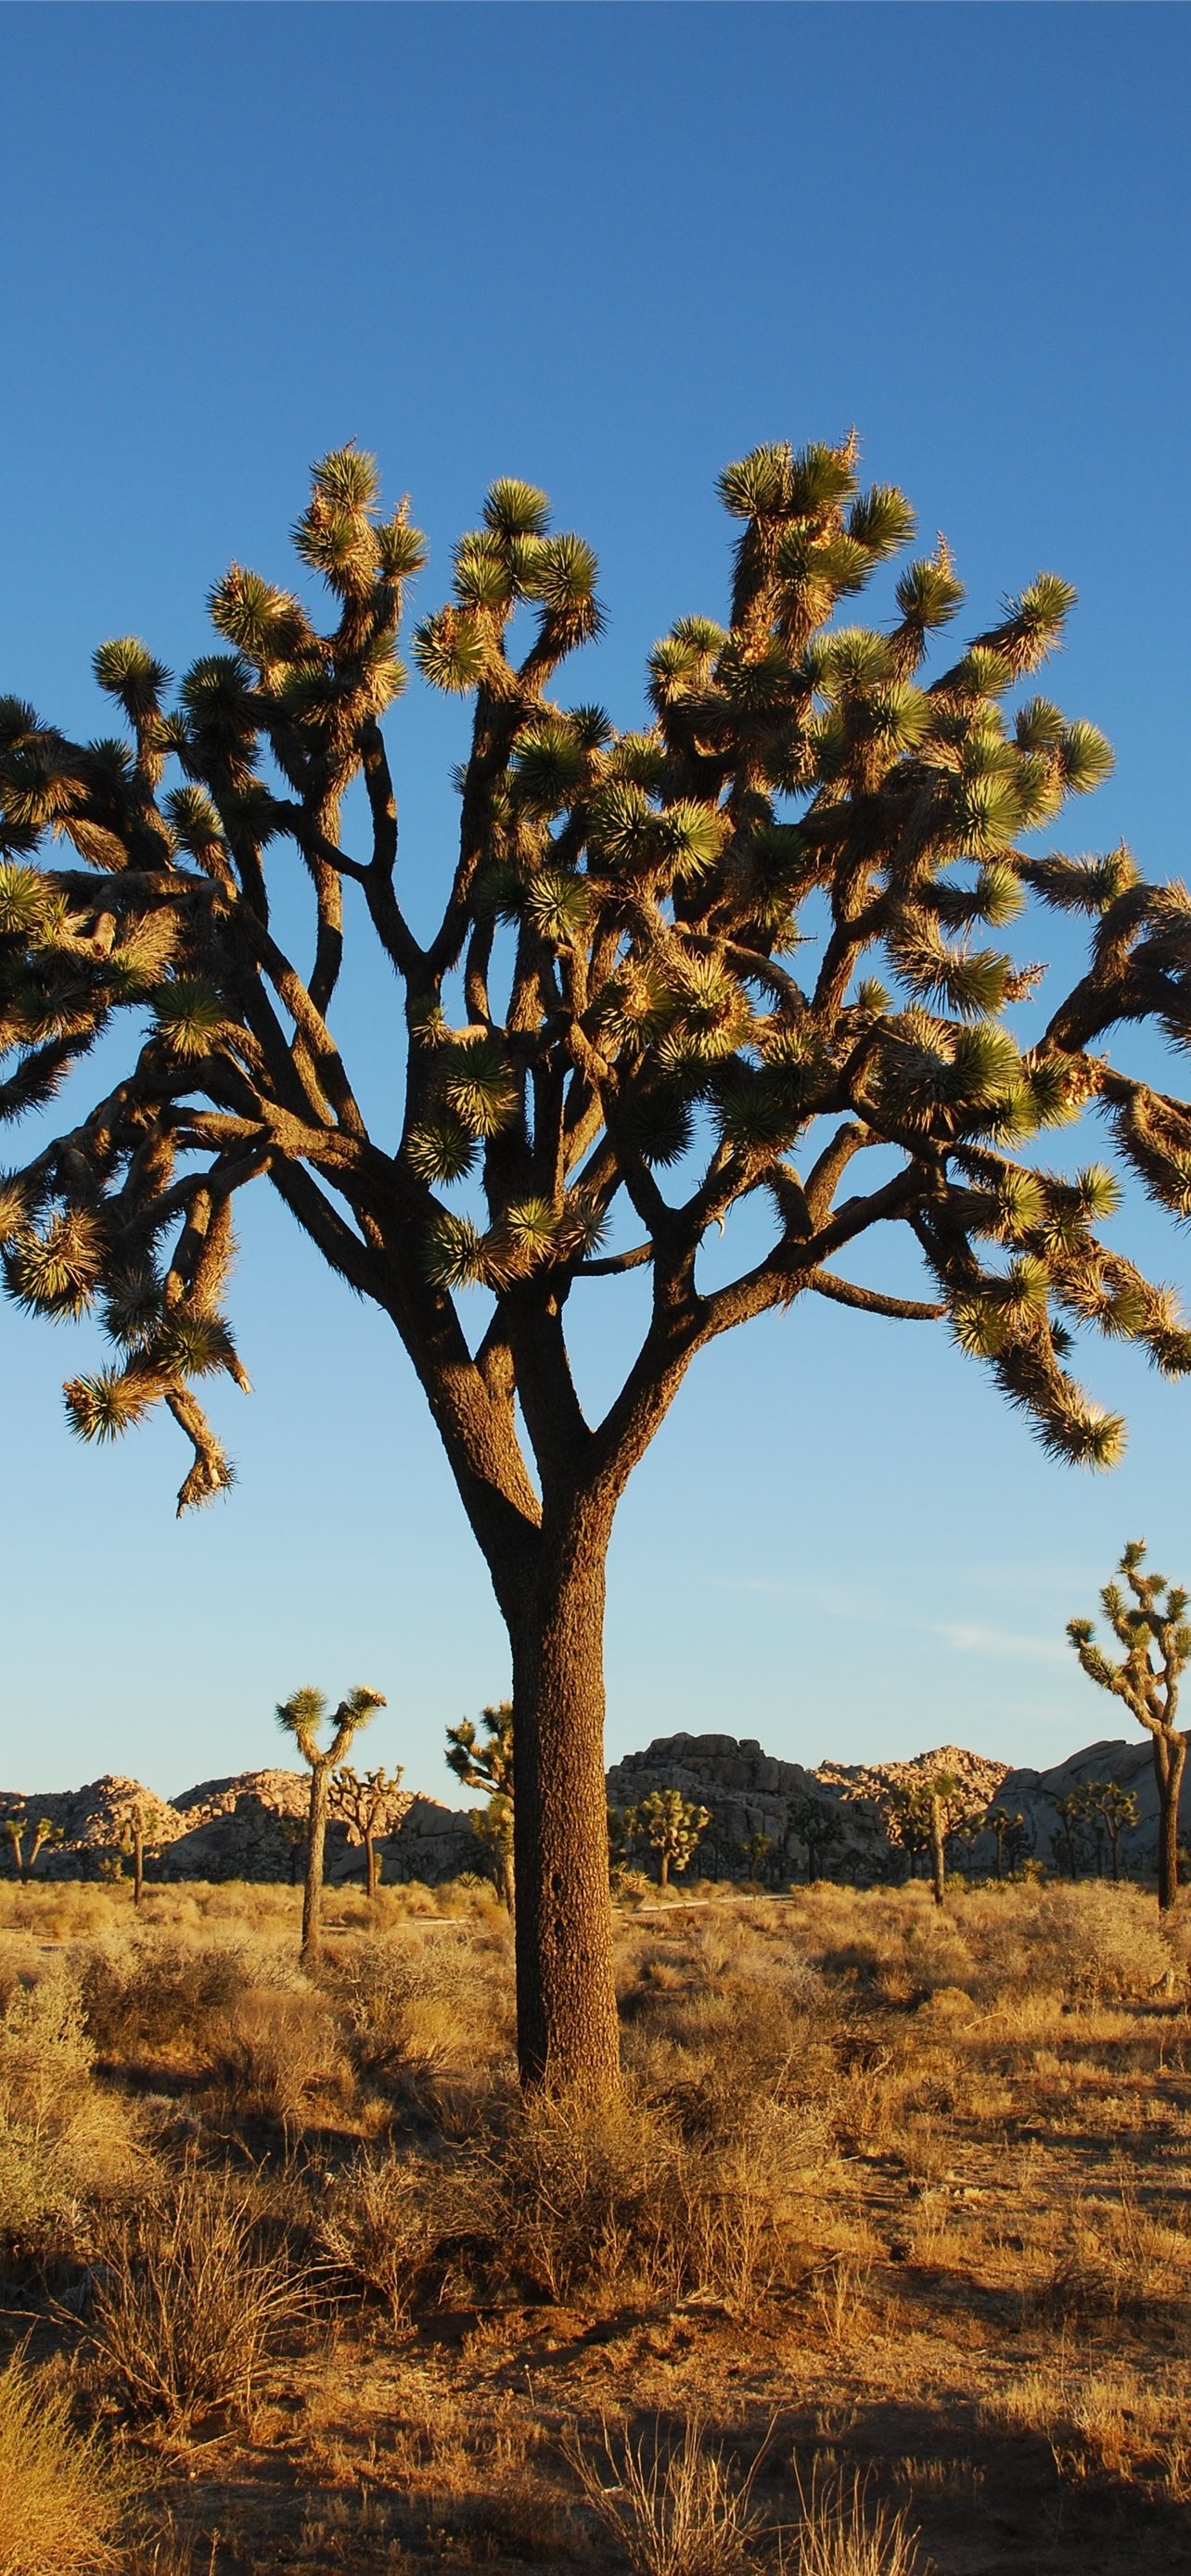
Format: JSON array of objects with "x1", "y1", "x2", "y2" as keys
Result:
[
  {"x1": 0, "y1": 1803, "x2": 62, "y2": 1883},
  {"x1": 1084, "y1": 1778, "x2": 1139, "y2": 1882},
  {"x1": 7, "y1": 440, "x2": 1191, "y2": 2092},
  {"x1": 468, "y1": 1790, "x2": 516, "y2": 1908},
  {"x1": 445, "y1": 1702, "x2": 515, "y2": 1908},
  {"x1": 890, "y1": 1771, "x2": 965, "y2": 1906},
  {"x1": 1051, "y1": 1783, "x2": 1096, "y2": 1881},
  {"x1": 328, "y1": 1763, "x2": 413, "y2": 1900},
  {"x1": 276, "y1": 1813, "x2": 308, "y2": 1887},
  {"x1": 1069, "y1": 1542, "x2": 1190, "y2": 1911},
  {"x1": 885, "y1": 1780, "x2": 933, "y2": 1881},
  {"x1": 985, "y1": 1802, "x2": 1027, "y2": 1881},
  {"x1": 276, "y1": 1685, "x2": 386, "y2": 1962},
  {"x1": 788, "y1": 1792, "x2": 846, "y2": 1885},
  {"x1": 634, "y1": 1787, "x2": 710, "y2": 1889},
  {"x1": 742, "y1": 1827, "x2": 772, "y2": 1886},
  {"x1": 606, "y1": 1804, "x2": 637, "y2": 1893},
  {"x1": 111, "y1": 1792, "x2": 154, "y2": 1907}
]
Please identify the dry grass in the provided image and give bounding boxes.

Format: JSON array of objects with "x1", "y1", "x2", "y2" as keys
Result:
[
  {"x1": 786, "y1": 2466, "x2": 921, "y2": 2576},
  {"x1": 86, "y1": 2168, "x2": 309, "y2": 2430},
  {"x1": 0, "y1": 2350, "x2": 124, "y2": 2572},
  {"x1": 1, "y1": 1873, "x2": 1189, "y2": 2570},
  {"x1": 569, "y1": 2414, "x2": 763, "y2": 2576}
]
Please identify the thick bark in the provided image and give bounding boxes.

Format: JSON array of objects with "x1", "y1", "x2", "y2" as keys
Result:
[
  {"x1": 509, "y1": 1498, "x2": 621, "y2": 2098},
  {"x1": 1153, "y1": 1732, "x2": 1186, "y2": 1913},
  {"x1": 302, "y1": 1764, "x2": 331, "y2": 1963},
  {"x1": 365, "y1": 1830, "x2": 380, "y2": 1902}
]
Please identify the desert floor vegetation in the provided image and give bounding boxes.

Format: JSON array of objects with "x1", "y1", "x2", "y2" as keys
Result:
[{"x1": 2, "y1": 1876, "x2": 1190, "y2": 2571}]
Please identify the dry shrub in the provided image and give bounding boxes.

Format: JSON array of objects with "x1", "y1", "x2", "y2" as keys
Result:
[
  {"x1": 569, "y1": 2415, "x2": 762, "y2": 2576},
  {"x1": 492, "y1": 2095, "x2": 675, "y2": 2302},
  {"x1": 88, "y1": 2167, "x2": 308, "y2": 2429},
  {"x1": 316, "y1": 2148, "x2": 455, "y2": 2324},
  {"x1": 331, "y1": 1929, "x2": 513, "y2": 2090},
  {"x1": 205, "y1": 1984, "x2": 352, "y2": 2124},
  {"x1": 487, "y1": 2091, "x2": 800, "y2": 2311},
  {"x1": 961, "y1": 1882, "x2": 1173, "y2": 2007},
  {"x1": 79, "y1": 1935, "x2": 249, "y2": 2062},
  {"x1": 619, "y1": 1931, "x2": 833, "y2": 2139},
  {"x1": 0, "y1": 1964, "x2": 144, "y2": 2270},
  {"x1": 786, "y1": 2466, "x2": 920, "y2": 2576},
  {"x1": 0, "y1": 2350, "x2": 124, "y2": 2573}
]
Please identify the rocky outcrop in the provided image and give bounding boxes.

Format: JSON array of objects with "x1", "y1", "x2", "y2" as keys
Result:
[
  {"x1": 607, "y1": 1731, "x2": 898, "y2": 1883},
  {"x1": 1, "y1": 1767, "x2": 477, "y2": 1887},
  {"x1": 993, "y1": 1736, "x2": 1189, "y2": 1871},
  {"x1": 6, "y1": 1729, "x2": 1186, "y2": 1889}
]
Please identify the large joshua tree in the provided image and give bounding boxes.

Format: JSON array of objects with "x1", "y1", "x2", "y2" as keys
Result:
[{"x1": 5, "y1": 439, "x2": 1191, "y2": 2093}]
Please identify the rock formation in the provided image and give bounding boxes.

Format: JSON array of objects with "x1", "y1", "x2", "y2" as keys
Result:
[{"x1": 5, "y1": 1729, "x2": 1188, "y2": 1888}]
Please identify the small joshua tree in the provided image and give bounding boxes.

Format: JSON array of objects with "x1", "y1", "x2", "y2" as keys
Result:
[
  {"x1": 445, "y1": 1702, "x2": 516, "y2": 1909},
  {"x1": 742, "y1": 1827, "x2": 772, "y2": 1887},
  {"x1": 276, "y1": 1813, "x2": 308, "y2": 1886},
  {"x1": 788, "y1": 1792, "x2": 847, "y2": 1885},
  {"x1": 111, "y1": 1793, "x2": 152, "y2": 1908},
  {"x1": 606, "y1": 1804, "x2": 637, "y2": 1893},
  {"x1": 890, "y1": 1771, "x2": 965, "y2": 1906},
  {"x1": 329, "y1": 1763, "x2": 413, "y2": 1900},
  {"x1": 1052, "y1": 1783, "x2": 1096, "y2": 1881},
  {"x1": 1085, "y1": 1778, "x2": 1139, "y2": 1882},
  {"x1": 634, "y1": 1787, "x2": 711, "y2": 1889},
  {"x1": 276, "y1": 1684, "x2": 387, "y2": 1962},
  {"x1": 1069, "y1": 1541, "x2": 1190, "y2": 1911},
  {"x1": 885, "y1": 1780, "x2": 933, "y2": 1882},
  {"x1": 0, "y1": 1802, "x2": 62, "y2": 1883},
  {"x1": 985, "y1": 1802, "x2": 1027, "y2": 1881}
]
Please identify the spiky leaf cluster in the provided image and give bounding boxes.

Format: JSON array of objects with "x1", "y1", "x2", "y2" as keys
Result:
[{"x1": 2, "y1": 438, "x2": 1191, "y2": 1520}]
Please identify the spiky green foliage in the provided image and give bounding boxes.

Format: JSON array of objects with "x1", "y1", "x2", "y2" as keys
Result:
[
  {"x1": 629, "y1": 1786, "x2": 711, "y2": 1887},
  {"x1": 2, "y1": 429, "x2": 1191, "y2": 1544},
  {"x1": 444, "y1": 1702, "x2": 516, "y2": 1906}
]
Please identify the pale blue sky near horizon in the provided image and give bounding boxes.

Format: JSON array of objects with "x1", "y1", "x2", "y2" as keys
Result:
[{"x1": 2, "y1": 3, "x2": 1190, "y2": 1805}]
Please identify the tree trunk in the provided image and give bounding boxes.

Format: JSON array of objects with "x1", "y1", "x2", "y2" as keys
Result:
[
  {"x1": 302, "y1": 1764, "x2": 330, "y2": 1964},
  {"x1": 509, "y1": 1505, "x2": 620, "y2": 2098},
  {"x1": 1153, "y1": 1732, "x2": 1186, "y2": 1914},
  {"x1": 133, "y1": 1826, "x2": 144, "y2": 1910},
  {"x1": 929, "y1": 1796, "x2": 945, "y2": 1909},
  {"x1": 365, "y1": 1830, "x2": 379, "y2": 1902}
]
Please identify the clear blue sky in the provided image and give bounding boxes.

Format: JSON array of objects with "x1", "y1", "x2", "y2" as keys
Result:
[{"x1": 3, "y1": 4, "x2": 1190, "y2": 1804}]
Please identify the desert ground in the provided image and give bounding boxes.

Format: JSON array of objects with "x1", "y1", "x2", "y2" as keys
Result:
[{"x1": 2, "y1": 1870, "x2": 1190, "y2": 2575}]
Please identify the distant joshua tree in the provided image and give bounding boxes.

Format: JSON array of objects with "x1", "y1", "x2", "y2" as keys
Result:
[
  {"x1": 888, "y1": 1771, "x2": 965, "y2": 1907},
  {"x1": 742, "y1": 1828, "x2": 773, "y2": 1887},
  {"x1": 276, "y1": 1685, "x2": 387, "y2": 1963},
  {"x1": 606, "y1": 1805, "x2": 637, "y2": 1894},
  {"x1": 328, "y1": 1764, "x2": 413, "y2": 1901},
  {"x1": 788, "y1": 1792, "x2": 847, "y2": 1886},
  {"x1": 1069, "y1": 1541, "x2": 1190, "y2": 1910},
  {"x1": 445, "y1": 1702, "x2": 516, "y2": 1910},
  {"x1": 109, "y1": 1792, "x2": 155, "y2": 1908},
  {"x1": 0, "y1": 1803, "x2": 62, "y2": 1884},
  {"x1": 1051, "y1": 1784, "x2": 1097, "y2": 1881},
  {"x1": 633, "y1": 1788, "x2": 711, "y2": 1889},
  {"x1": 985, "y1": 1803, "x2": 1027, "y2": 1881},
  {"x1": 1085, "y1": 1779, "x2": 1139, "y2": 1882}
]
